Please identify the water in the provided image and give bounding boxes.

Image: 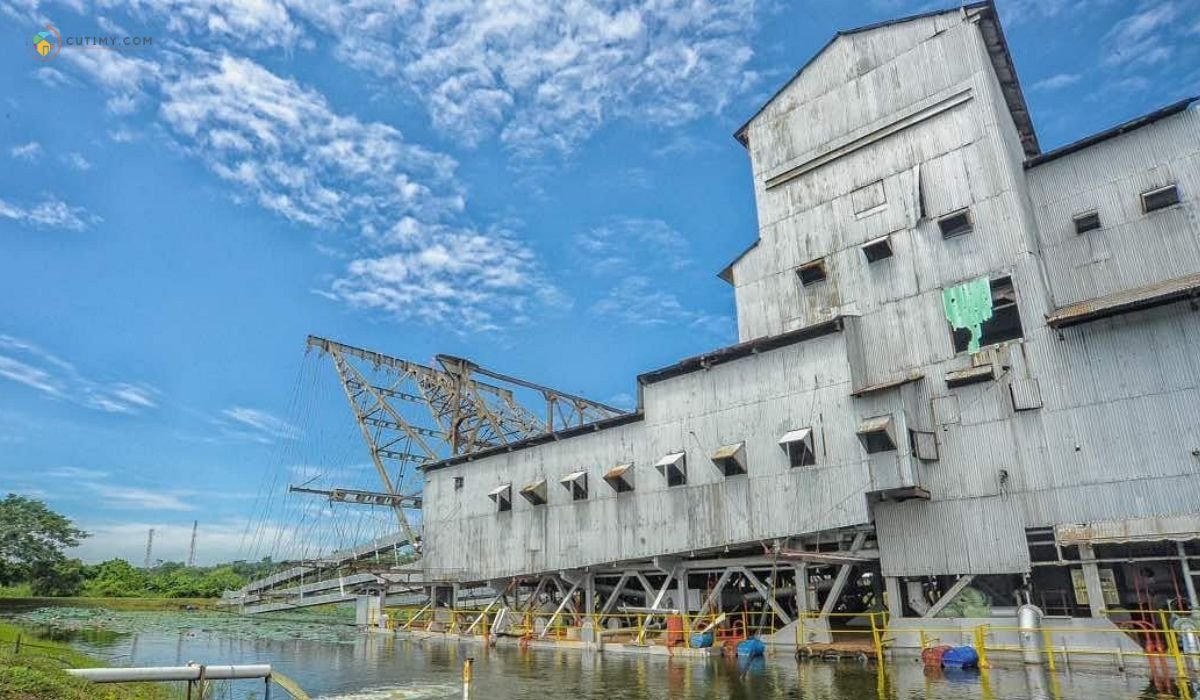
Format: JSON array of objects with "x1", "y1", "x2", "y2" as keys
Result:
[{"x1": 6, "y1": 609, "x2": 1194, "y2": 700}]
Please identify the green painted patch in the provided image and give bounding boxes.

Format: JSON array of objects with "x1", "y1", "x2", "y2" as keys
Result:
[{"x1": 942, "y1": 277, "x2": 993, "y2": 353}]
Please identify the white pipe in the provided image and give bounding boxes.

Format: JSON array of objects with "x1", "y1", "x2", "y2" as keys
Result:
[
  {"x1": 1018, "y1": 604, "x2": 1044, "y2": 665},
  {"x1": 67, "y1": 665, "x2": 272, "y2": 683}
]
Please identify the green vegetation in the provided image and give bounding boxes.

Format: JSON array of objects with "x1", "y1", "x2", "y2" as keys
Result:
[
  {"x1": 1, "y1": 493, "x2": 287, "y2": 601},
  {"x1": 0, "y1": 622, "x2": 178, "y2": 700},
  {"x1": 0, "y1": 495, "x2": 88, "y2": 597}
]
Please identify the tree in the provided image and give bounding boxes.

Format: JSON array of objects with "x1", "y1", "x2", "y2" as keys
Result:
[
  {"x1": 0, "y1": 494, "x2": 88, "y2": 586},
  {"x1": 30, "y1": 558, "x2": 86, "y2": 596},
  {"x1": 85, "y1": 559, "x2": 149, "y2": 597}
]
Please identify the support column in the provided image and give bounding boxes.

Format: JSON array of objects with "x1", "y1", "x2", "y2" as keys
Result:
[
  {"x1": 584, "y1": 573, "x2": 596, "y2": 616},
  {"x1": 885, "y1": 576, "x2": 904, "y2": 619},
  {"x1": 794, "y1": 565, "x2": 809, "y2": 615},
  {"x1": 1178, "y1": 542, "x2": 1199, "y2": 617},
  {"x1": 1079, "y1": 544, "x2": 1106, "y2": 618}
]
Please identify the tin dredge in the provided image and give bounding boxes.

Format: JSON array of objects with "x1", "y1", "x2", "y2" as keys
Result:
[{"x1": 230, "y1": 1, "x2": 1200, "y2": 686}]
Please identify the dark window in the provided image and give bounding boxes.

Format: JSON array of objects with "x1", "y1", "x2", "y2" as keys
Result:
[
  {"x1": 1073, "y1": 211, "x2": 1101, "y2": 234},
  {"x1": 489, "y1": 485, "x2": 512, "y2": 513},
  {"x1": 938, "y1": 209, "x2": 973, "y2": 239},
  {"x1": 711, "y1": 443, "x2": 747, "y2": 477},
  {"x1": 797, "y1": 259, "x2": 827, "y2": 285},
  {"x1": 857, "y1": 417, "x2": 897, "y2": 454},
  {"x1": 603, "y1": 464, "x2": 634, "y2": 493},
  {"x1": 862, "y1": 236, "x2": 894, "y2": 263},
  {"x1": 1142, "y1": 185, "x2": 1180, "y2": 213},
  {"x1": 950, "y1": 277, "x2": 1024, "y2": 354},
  {"x1": 561, "y1": 472, "x2": 588, "y2": 501},
  {"x1": 656, "y1": 453, "x2": 687, "y2": 487},
  {"x1": 453, "y1": 476, "x2": 464, "y2": 490}
]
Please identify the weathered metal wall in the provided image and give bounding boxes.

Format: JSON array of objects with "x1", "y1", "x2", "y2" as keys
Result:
[
  {"x1": 420, "y1": 8, "x2": 1200, "y2": 583},
  {"x1": 421, "y1": 332, "x2": 886, "y2": 580}
]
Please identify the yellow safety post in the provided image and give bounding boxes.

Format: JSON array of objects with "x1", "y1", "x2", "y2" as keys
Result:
[
  {"x1": 870, "y1": 613, "x2": 884, "y2": 665},
  {"x1": 1160, "y1": 612, "x2": 1192, "y2": 695},
  {"x1": 919, "y1": 629, "x2": 928, "y2": 649},
  {"x1": 461, "y1": 657, "x2": 473, "y2": 700},
  {"x1": 973, "y1": 625, "x2": 990, "y2": 669},
  {"x1": 1042, "y1": 628, "x2": 1056, "y2": 672}
]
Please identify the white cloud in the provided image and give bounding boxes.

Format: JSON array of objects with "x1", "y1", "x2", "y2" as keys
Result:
[
  {"x1": 591, "y1": 275, "x2": 732, "y2": 336},
  {"x1": 1032, "y1": 73, "x2": 1082, "y2": 91},
  {"x1": 88, "y1": 484, "x2": 197, "y2": 511},
  {"x1": 221, "y1": 406, "x2": 300, "y2": 441},
  {"x1": 0, "y1": 196, "x2": 97, "y2": 231},
  {"x1": 45, "y1": 467, "x2": 111, "y2": 480},
  {"x1": 1104, "y1": 3, "x2": 1179, "y2": 67},
  {"x1": 70, "y1": 518, "x2": 292, "y2": 566},
  {"x1": 574, "y1": 217, "x2": 692, "y2": 276},
  {"x1": 11, "y1": 141, "x2": 42, "y2": 161},
  {"x1": 144, "y1": 0, "x2": 759, "y2": 157},
  {"x1": 35, "y1": 67, "x2": 72, "y2": 87},
  {"x1": 0, "y1": 334, "x2": 159, "y2": 413},
  {"x1": 62, "y1": 152, "x2": 93, "y2": 171}
]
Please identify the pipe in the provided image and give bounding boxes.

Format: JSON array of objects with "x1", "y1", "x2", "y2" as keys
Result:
[
  {"x1": 1179, "y1": 542, "x2": 1200, "y2": 618},
  {"x1": 67, "y1": 665, "x2": 272, "y2": 683},
  {"x1": 1018, "y1": 604, "x2": 1044, "y2": 665},
  {"x1": 906, "y1": 581, "x2": 930, "y2": 616}
]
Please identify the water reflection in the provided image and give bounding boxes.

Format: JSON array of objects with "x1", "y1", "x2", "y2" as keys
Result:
[{"x1": 16, "y1": 618, "x2": 1194, "y2": 700}]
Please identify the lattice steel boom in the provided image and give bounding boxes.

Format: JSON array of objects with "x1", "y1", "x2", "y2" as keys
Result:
[{"x1": 302, "y1": 335, "x2": 626, "y2": 544}]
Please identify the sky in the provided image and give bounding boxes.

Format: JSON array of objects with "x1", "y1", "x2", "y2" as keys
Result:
[{"x1": 1, "y1": 0, "x2": 1198, "y2": 567}]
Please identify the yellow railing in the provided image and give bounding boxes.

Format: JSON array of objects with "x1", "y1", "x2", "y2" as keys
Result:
[{"x1": 795, "y1": 610, "x2": 889, "y2": 664}]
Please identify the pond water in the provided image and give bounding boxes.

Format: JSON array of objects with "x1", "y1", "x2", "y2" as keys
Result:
[{"x1": 4, "y1": 608, "x2": 1195, "y2": 700}]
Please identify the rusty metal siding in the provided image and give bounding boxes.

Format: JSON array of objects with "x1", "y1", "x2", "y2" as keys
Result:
[
  {"x1": 1028, "y1": 107, "x2": 1200, "y2": 311},
  {"x1": 875, "y1": 496, "x2": 1030, "y2": 576}
]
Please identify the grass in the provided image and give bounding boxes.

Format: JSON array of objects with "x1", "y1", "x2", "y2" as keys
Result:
[
  {"x1": 0, "y1": 597, "x2": 220, "y2": 613},
  {"x1": 0, "y1": 622, "x2": 181, "y2": 700}
]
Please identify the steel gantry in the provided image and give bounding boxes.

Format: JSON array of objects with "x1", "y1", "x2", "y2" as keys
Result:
[{"x1": 298, "y1": 336, "x2": 626, "y2": 547}]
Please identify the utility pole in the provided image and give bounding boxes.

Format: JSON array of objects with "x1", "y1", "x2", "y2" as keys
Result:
[
  {"x1": 144, "y1": 528, "x2": 155, "y2": 569},
  {"x1": 187, "y1": 520, "x2": 198, "y2": 567}
]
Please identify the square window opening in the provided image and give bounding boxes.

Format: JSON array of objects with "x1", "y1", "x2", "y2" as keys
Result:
[
  {"x1": 453, "y1": 476, "x2": 464, "y2": 490},
  {"x1": 710, "y1": 442, "x2": 747, "y2": 477},
  {"x1": 1142, "y1": 185, "x2": 1180, "y2": 213},
  {"x1": 862, "y1": 236, "x2": 894, "y2": 263},
  {"x1": 948, "y1": 276, "x2": 1024, "y2": 354},
  {"x1": 779, "y1": 427, "x2": 815, "y2": 467},
  {"x1": 603, "y1": 463, "x2": 635, "y2": 493},
  {"x1": 488, "y1": 484, "x2": 512, "y2": 513},
  {"x1": 938, "y1": 209, "x2": 973, "y2": 239},
  {"x1": 656, "y1": 452, "x2": 688, "y2": 487},
  {"x1": 797, "y1": 259, "x2": 827, "y2": 286},
  {"x1": 519, "y1": 479, "x2": 548, "y2": 506},
  {"x1": 1073, "y1": 211, "x2": 1101, "y2": 234},
  {"x1": 857, "y1": 416, "x2": 897, "y2": 454},
  {"x1": 560, "y1": 471, "x2": 588, "y2": 501}
]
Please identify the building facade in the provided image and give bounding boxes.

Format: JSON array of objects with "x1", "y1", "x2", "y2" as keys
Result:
[{"x1": 417, "y1": 2, "x2": 1200, "y2": 640}]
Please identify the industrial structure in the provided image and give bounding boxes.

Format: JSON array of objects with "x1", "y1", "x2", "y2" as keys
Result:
[{"x1": 236, "y1": 0, "x2": 1200, "y2": 672}]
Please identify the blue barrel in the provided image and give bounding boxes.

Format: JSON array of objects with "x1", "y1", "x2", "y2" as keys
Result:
[
  {"x1": 736, "y1": 638, "x2": 765, "y2": 658},
  {"x1": 690, "y1": 631, "x2": 714, "y2": 648},
  {"x1": 941, "y1": 645, "x2": 979, "y2": 669}
]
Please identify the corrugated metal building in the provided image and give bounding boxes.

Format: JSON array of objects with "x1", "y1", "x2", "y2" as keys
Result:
[{"x1": 418, "y1": 1, "x2": 1200, "y2": 626}]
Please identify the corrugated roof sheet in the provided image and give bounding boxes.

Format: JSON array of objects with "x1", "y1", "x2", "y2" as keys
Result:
[{"x1": 1045, "y1": 272, "x2": 1200, "y2": 328}]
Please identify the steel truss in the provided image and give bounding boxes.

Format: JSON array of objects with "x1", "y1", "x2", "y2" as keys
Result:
[{"x1": 298, "y1": 335, "x2": 626, "y2": 544}]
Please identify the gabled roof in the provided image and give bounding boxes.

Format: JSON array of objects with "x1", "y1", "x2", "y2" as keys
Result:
[{"x1": 732, "y1": 1, "x2": 1038, "y2": 158}]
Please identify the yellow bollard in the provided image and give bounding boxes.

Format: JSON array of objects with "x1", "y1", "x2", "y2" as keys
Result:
[
  {"x1": 974, "y1": 625, "x2": 990, "y2": 669},
  {"x1": 462, "y1": 657, "x2": 474, "y2": 700},
  {"x1": 1042, "y1": 629, "x2": 1056, "y2": 672}
]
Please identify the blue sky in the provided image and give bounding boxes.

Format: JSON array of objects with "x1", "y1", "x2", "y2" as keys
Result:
[{"x1": 1, "y1": 0, "x2": 1197, "y2": 566}]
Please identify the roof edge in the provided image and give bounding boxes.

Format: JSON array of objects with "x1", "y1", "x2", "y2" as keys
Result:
[
  {"x1": 1025, "y1": 97, "x2": 1199, "y2": 169},
  {"x1": 733, "y1": 2, "x2": 992, "y2": 147}
]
